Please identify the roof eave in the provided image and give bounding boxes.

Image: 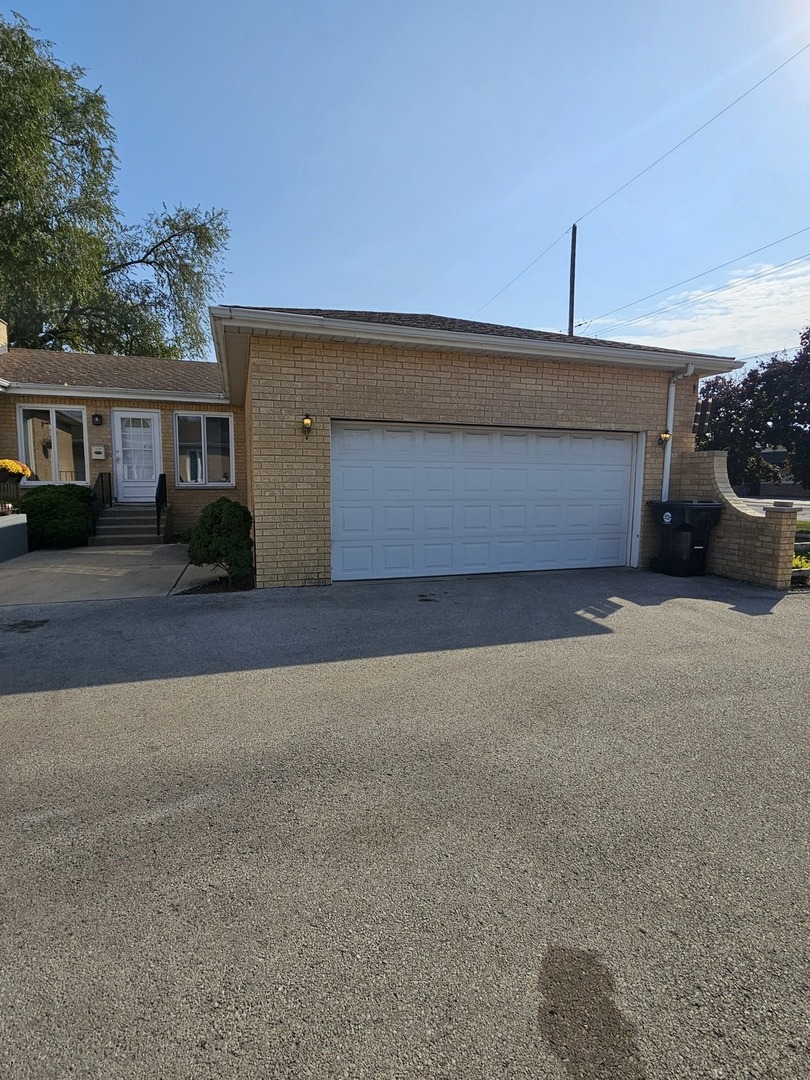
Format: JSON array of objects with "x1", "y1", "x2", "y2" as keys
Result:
[
  {"x1": 209, "y1": 306, "x2": 741, "y2": 377},
  {"x1": 4, "y1": 382, "x2": 226, "y2": 403}
]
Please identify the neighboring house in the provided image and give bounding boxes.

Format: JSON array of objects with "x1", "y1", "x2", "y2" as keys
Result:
[
  {"x1": 9, "y1": 309, "x2": 793, "y2": 590},
  {"x1": 0, "y1": 322, "x2": 247, "y2": 533}
]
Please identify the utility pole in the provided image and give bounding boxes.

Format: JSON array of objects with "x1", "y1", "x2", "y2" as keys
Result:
[{"x1": 567, "y1": 224, "x2": 577, "y2": 336}]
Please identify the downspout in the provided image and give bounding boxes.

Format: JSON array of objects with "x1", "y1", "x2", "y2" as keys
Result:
[{"x1": 661, "y1": 363, "x2": 695, "y2": 500}]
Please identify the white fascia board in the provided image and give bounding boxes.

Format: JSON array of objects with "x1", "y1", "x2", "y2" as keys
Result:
[
  {"x1": 209, "y1": 306, "x2": 741, "y2": 376},
  {"x1": 210, "y1": 310, "x2": 233, "y2": 401},
  {"x1": 5, "y1": 382, "x2": 226, "y2": 403}
]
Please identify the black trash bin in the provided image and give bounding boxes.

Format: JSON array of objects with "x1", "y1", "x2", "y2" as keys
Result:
[{"x1": 648, "y1": 500, "x2": 723, "y2": 576}]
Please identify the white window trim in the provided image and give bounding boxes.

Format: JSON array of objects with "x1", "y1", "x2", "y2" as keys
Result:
[
  {"x1": 16, "y1": 403, "x2": 91, "y2": 486},
  {"x1": 173, "y1": 411, "x2": 236, "y2": 488}
]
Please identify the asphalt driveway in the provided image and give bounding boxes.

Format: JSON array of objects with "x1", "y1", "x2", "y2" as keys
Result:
[{"x1": 1, "y1": 569, "x2": 808, "y2": 1079}]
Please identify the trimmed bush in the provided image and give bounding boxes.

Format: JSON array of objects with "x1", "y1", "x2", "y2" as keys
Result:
[
  {"x1": 19, "y1": 484, "x2": 93, "y2": 549},
  {"x1": 187, "y1": 497, "x2": 253, "y2": 583}
]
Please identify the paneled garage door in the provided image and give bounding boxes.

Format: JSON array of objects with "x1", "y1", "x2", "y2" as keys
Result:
[{"x1": 331, "y1": 421, "x2": 636, "y2": 581}]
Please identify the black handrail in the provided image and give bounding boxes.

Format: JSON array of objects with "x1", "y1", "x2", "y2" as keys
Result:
[
  {"x1": 90, "y1": 472, "x2": 113, "y2": 534},
  {"x1": 155, "y1": 473, "x2": 167, "y2": 537},
  {"x1": 0, "y1": 479, "x2": 21, "y2": 509}
]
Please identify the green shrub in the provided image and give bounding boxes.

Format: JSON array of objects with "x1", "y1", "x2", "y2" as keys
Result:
[
  {"x1": 19, "y1": 484, "x2": 93, "y2": 549},
  {"x1": 187, "y1": 497, "x2": 253, "y2": 583}
]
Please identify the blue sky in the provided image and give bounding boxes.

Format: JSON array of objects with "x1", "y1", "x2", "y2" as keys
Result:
[{"x1": 10, "y1": 0, "x2": 810, "y2": 360}]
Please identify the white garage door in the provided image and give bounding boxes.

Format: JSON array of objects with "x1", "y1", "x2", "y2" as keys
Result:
[{"x1": 331, "y1": 421, "x2": 636, "y2": 581}]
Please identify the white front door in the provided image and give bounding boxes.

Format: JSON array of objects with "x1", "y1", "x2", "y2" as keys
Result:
[
  {"x1": 112, "y1": 410, "x2": 162, "y2": 502},
  {"x1": 331, "y1": 421, "x2": 637, "y2": 581}
]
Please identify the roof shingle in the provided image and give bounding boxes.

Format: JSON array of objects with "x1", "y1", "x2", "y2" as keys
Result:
[
  {"x1": 0, "y1": 349, "x2": 224, "y2": 397},
  {"x1": 236, "y1": 307, "x2": 726, "y2": 359}
]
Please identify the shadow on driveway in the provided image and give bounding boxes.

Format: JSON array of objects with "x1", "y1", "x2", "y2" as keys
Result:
[{"x1": 0, "y1": 567, "x2": 791, "y2": 696}]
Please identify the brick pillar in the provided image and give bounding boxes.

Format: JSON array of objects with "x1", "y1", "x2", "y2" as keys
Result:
[{"x1": 762, "y1": 507, "x2": 799, "y2": 590}]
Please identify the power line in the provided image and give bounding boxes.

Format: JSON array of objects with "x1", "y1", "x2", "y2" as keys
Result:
[
  {"x1": 575, "y1": 40, "x2": 810, "y2": 225},
  {"x1": 581, "y1": 225, "x2": 810, "y2": 325},
  {"x1": 470, "y1": 228, "x2": 570, "y2": 318},
  {"x1": 469, "y1": 39, "x2": 810, "y2": 319},
  {"x1": 736, "y1": 345, "x2": 796, "y2": 362},
  {"x1": 596, "y1": 251, "x2": 810, "y2": 336}
]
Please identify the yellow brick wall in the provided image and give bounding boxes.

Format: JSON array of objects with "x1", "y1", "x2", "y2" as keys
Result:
[
  {"x1": 247, "y1": 335, "x2": 700, "y2": 587},
  {"x1": 671, "y1": 450, "x2": 797, "y2": 589},
  {"x1": 0, "y1": 394, "x2": 247, "y2": 534}
]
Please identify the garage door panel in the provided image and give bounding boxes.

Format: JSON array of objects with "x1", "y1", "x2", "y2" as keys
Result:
[
  {"x1": 569, "y1": 468, "x2": 599, "y2": 495},
  {"x1": 423, "y1": 466, "x2": 454, "y2": 493},
  {"x1": 565, "y1": 537, "x2": 594, "y2": 564},
  {"x1": 597, "y1": 502, "x2": 628, "y2": 528},
  {"x1": 501, "y1": 467, "x2": 529, "y2": 494},
  {"x1": 382, "y1": 505, "x2": 415, "y2": 532},
  {"x1": 331, "y1": 422, "x2": 635, "y2": 580},
  {"x1": 423, "y1": 430, "x2": 456, "y2": 457},
  {"x1": 381, "y1": 466, "x2": 415, "y2": 494},
  {"x1": 462, "y1": 467, "x2": 492, "y2": 493},
  {"x1": 335, "y1": 465, "x2": 374, "y2": 494},
  {"x1": 383, "y1": 545, "x2": 415, "y2": 572},
  {"x1": 336, "y1": 546, "x2": 375, "y2": 576},
  {"x1": 534, "y1": 433, "x2": 564, "y2": 460},
  {"x1": 600, "y1": 436, "x2": 634, "y2": 464},
  {"x1": 382, "y1": 427, "x2": 416, "y2": 452},
  {"x1": 535, "y1": 503, "x2": 563, "y2": 529},
  {"x1": 597, "y1": 536, "x2": 625, "y2": 562},
  {"x1": 529, "y1": 538, "x2": 564, "y2": 566},
  {"x1": 336, "y1": 426, "x2": 374, "y2": 453},
  {"x1": 335, "y1": 506, "x2": 374, "y2": 537},
  {"x1": 501, "y1": 432, "x2": 530, "y2": 458},
  {"x1": 461, "y1": 504, "x2": 492, "y2": 531},
  {"x1": 462, "y1": 431, "x2": 495, "y2": 456},
  {"x1": 460, "y1": 542, "x2": 490, "y2": 570},
  {"x1": 424, "y1": 505, "x2": 454, "y2": 531},
  {"x1": 567, "y1": 503, "x2": 596, "y2": 529},
  {"x1": 497, "y1": 540, "x2": 528, "y2": 566},
  {"x1": 532, "y1": 467, "x2": 562, "y2": 494},
  {"x1": 424, "y1": 543, "x2": 454, "y2": 570},
  {"x1": 499, "y1": 505, "x2": 528, "y2": 530}
]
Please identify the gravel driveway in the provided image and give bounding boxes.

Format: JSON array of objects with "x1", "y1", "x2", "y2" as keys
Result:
[{"x1": 1, "y1": 569, "x2": 808, "y2": 1079}]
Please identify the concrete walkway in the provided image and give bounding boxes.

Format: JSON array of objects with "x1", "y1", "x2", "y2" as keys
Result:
[{"x1": 0, "y1": 543, "x2": 219, "y2": 604}]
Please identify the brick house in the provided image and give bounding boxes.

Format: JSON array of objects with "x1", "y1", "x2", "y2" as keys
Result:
[
  {"x1": 1, "y1": 309, "x2": 797, "y2": 588},
  {"x1": 0, "y1": 324, "x2": 247, "y2": 535}
]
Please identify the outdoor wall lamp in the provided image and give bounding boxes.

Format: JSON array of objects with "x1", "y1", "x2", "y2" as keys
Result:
[
  {"x1": 302, "y1": 414, "x2": 313, "y2": 439},
  {"x1": 658, "y1": 430, "x2": 672, "y2": 446},
  {"x1": 91, "y1": 413, "x2": 104, "y2": 426}
]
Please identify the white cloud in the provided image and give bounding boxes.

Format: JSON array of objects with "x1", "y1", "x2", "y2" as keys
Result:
[{"x1": 589, "y1": 260, "x2": 810, "y2": 361}]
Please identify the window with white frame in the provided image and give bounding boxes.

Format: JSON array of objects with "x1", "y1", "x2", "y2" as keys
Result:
[
  {"x1": 175, "y1": 413, "x2": 234, "y2": 486},
  {"x1": 18, "y1": 406, "x2": 88, "y2": 483}
]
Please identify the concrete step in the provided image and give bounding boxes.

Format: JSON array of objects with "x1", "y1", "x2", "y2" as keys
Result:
[
  {"x1": 92, "y1": 504, "x2": 162, "y2": 546},
  {"x1": 101, "y1": 511, "x2": 155, "y2": 523},
  {"x1": 95, "y1": 521, "x2": 157, "y2": 532},
  {"x1": 88, "y1": 534, "x2": 158, "y2": 547},
  {"x1": 94, "y1": 524, "x2": 157, "y2": 537}
]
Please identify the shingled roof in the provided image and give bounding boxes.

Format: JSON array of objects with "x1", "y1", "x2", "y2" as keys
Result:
[
  {"x1": 0, "y1": 349, "x2": 224, "y2": 398},
  {"x1": 240, "y1": 307, "x2": 724, "y2": 359}
]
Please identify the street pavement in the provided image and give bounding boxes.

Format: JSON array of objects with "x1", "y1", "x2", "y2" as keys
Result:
[{"x1": 1, "y1": 569, "x2": 808, "y2": 1079}]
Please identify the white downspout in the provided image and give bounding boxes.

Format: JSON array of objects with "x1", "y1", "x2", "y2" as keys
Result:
[{"x1": 661, "y1": 363, "x2": 695, "y2": 500}]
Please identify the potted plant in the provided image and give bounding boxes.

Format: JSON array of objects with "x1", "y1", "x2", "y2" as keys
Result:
[{"x1": 0, "y1": 458, "x2": 32, "y2": 484}]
